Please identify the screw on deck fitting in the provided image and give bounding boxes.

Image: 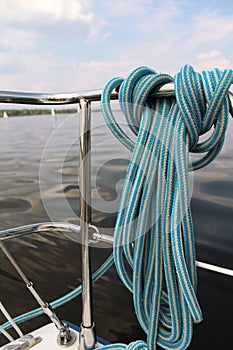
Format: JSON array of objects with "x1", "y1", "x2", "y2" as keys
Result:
[{"x1": 57, "y1": 323, "x2": 77, "y2": 347}]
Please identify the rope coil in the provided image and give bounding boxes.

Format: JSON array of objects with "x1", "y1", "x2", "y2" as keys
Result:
[{"x1": 100, "y1": 65, "x2": 233, "y2": 349}]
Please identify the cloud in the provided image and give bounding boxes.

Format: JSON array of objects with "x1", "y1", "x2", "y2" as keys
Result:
[
  {"x1": 0, "y1": 0, "x2": 93, "y2": 22},
  {"x1": 187, "y1": 10, "x2": 233, "y2": 50},
  {"x1": 0, "y1": 54, "x2": 128, "y2": 92},
  {"x1": 0, "y1": 1, "x2": 232, "y2": 94},
  {"x1": 0, "y1": 0, "x2": 99, "y2": 42},
  {"x1": 0, "y1": 36, "x2": 10, "y2": 52},
  {"x1": 0, "y1": 48, "x2": 85, "y2": 92},
  {"x1": 136, "y1": 0, "x2": 183, "y2": 33},
  {"x1": 97, "y1": 0, "x2": 184, "y2": 37},
  {"x1": 0, "y1": 52, "x2": 25, "y2": 75},
  {"x1": 98, "y1": 0, "x2": 154, "y2": 17},
  {"x1": 196, "y1": 50, "x2": 232, "y2": 70},
  {"x1": 75, "y1": 61, "x2": 130, "y2": 90}
]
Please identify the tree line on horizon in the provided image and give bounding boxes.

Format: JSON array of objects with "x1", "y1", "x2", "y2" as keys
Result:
[{"x1": 0, "y1": 108, "x2": 78, "y2": 118}]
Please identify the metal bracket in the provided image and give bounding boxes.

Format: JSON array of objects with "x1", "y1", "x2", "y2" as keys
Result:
[
  {"x1": 57, "y1": 323, "x2": 76, "y2": 347},
  {"x1": 88, "y1": 225, "x2": 114, "y2": 245},
  {"x1": 79, "y1": 323, "x2": 96, "y2": 350}
]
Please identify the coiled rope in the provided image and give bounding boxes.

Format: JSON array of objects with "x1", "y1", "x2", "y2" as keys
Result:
[
  {"x1": 1, "y1": 65, "x2": 232, "y2": 350},
  {"x1": 100, "y1": 65, "x2": 233, "y2": 350}
]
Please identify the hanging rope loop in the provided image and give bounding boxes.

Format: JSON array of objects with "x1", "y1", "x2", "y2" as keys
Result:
[
  {"x1": 175, "y1": 65, "x2": 233, "y2": 170},
  {"x1": 101, "y1": 65, "x2": 233, "y2": 350},
  {"x1": 118, "y1": 66, "x2": 173, "y2": 135},
  {"x1": 175, "y1": 65, "x2": 204, "y2": 150}
]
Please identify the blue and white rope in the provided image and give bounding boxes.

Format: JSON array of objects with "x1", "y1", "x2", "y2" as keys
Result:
[{"x1": 100, "y1": 65, "x2": 233, "y2": 350}]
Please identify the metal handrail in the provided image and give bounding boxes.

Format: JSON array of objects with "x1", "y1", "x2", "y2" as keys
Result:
[
  {"x1": 0, "y1": 84, "x2": 175, "y2": 106},
  {"x1": 0, "y1": 222, "x2": 81, "y2": 241},
  {"x1": 0, "y1": 85, "x2": 232, "y2": 106},
  {"x1": 0, "y1": 89, "x2": 107, "y2": 105}
]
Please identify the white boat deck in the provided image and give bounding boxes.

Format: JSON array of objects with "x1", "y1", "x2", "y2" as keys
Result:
[{"x1": 0, "y1": 323, "x2": 104, "y2": 349}]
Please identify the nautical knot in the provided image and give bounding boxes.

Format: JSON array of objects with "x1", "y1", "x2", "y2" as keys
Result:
[
  {"x1": 100, "y1": 65, "x2": 233, "y2": 350},
  {"x1": 175, "y1": 65, "x2": 232, "y2": 169}
]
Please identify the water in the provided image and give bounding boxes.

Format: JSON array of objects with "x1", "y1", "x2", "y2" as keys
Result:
[{"x1": 0, "y1": 110, "x2": 232, "y2": 349}]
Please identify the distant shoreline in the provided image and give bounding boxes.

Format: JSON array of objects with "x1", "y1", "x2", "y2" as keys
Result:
[{"x1": 0, "y1": 108, "x2": 77, "y2": 118}]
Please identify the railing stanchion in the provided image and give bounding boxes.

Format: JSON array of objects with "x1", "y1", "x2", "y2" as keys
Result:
[{"x1": 78, "y1": 98, "x2": 96, "y2": 350}]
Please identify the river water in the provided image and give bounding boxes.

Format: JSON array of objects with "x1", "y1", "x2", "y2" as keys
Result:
[{"x1": 0, "y1": 109, "x2": 232, "y2": 349}]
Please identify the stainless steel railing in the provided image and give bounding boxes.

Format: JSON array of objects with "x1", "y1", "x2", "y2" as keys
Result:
[
  {"x1": 0, "y1": 88, "x2": 120, "y2": 350},
  {"x1": 0, "y1": 84, "x2": 175, "y2": 105}
]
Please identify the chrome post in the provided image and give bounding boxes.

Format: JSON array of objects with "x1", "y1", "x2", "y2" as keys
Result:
[{"x1": 78, "y1": 99, "x2": 96, "y2": 350}]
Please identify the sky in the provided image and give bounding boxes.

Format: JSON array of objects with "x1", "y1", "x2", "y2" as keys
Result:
[{"x1": 0, "y1": 0, "x2": 232, "y2": 93}]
